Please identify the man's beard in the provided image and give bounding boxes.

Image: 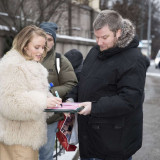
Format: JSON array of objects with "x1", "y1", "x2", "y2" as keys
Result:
[
  {"x1": 113, "y1": 36, "x2": 118, "y2": 48},
  {"x1": 100, "y1": 37, "x2": 118, "y2": 51}
]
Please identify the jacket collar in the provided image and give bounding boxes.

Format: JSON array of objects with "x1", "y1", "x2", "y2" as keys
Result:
[{"x1": 96, "y1": 36, "x2": 139, "y2": 60}]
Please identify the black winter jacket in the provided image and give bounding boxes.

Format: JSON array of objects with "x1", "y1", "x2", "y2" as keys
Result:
[{"x1": 67, "y1": 37, "x2": 149, "y2": 160}]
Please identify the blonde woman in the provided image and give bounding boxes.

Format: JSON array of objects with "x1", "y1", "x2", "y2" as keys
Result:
[{"x1": 0, "y1": 25, "x2": 62, "y2": 160}]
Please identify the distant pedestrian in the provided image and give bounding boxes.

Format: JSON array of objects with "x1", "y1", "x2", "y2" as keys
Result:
[
  {"x1": 67, "y1": 9, "x2": 150, "y2": 160},
  {"x1": 64, "y1": 49, "x2": 83, "y2": 81}
]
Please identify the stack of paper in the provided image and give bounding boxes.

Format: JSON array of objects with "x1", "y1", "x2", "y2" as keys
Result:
[{"x1": 44, "y1": 103, "x2": 84, "y2": 113}]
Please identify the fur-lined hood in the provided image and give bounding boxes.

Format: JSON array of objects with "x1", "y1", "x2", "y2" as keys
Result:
[{"x1": 117, "y1": 19, "x2": 135, "y2": 48}]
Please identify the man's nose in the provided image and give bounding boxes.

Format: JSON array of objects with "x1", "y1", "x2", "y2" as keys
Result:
[{"x1": 97, "y1": 38, "x2": 103, "y2": 46}]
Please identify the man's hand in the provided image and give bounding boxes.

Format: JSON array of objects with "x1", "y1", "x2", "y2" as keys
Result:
[{"x1": 78, "y1": 102, "x2": 91, "y2": 115}]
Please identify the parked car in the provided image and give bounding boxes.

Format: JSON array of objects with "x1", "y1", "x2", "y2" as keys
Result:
[{"x1": 155, "y1": 50, "x2": 160, "y2": 69}]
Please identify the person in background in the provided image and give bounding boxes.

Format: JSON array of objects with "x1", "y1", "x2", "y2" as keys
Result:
[
  {"x1": 0, "y1": 25, "x2": 62, "y2": 160},
  {"x1": 66, "y1": 10, "x2": 150, "y2": 160},
  {"x1": 39, "y1": 22, "x2": 77, "y2": 160},
  {"x1": 64, "y1": 49, "x2": 83, "y2": 81},
  {"x1": 64, "y1": 49, "x2": 83, "y2": 160}
]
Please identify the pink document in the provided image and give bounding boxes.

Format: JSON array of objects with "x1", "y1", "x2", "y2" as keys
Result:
[{"x1": 44, "y1": 103, "x2": 84, "y2": 113}]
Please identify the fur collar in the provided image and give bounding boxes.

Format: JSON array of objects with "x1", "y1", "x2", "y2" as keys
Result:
[
  {"x1": 117, "y1": 19, "x2": 135, "y2": 48},
  {"x1": 0, "y1": 49, "x2": 48, "y2": 79}
]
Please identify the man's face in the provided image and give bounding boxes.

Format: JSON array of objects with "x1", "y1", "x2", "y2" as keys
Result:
[
  {"x1": 46, "y1": 34, "x2": 54, "y2": 52},
  {"x1": 94, "y1": 25, "x2": 121, "y2": 51}
]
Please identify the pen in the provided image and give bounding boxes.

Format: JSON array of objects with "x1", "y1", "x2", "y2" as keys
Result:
[{"x1": 55, "y1": 91, "x2": 62, "y2": 107}]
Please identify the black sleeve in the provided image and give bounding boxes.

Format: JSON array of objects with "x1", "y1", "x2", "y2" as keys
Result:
[
  {"x1": 66, "y1": 84, "x2": 79, "y2": 102},
  {"x1": 91, "y1": 59, "x2": 147, "y2": 118}
]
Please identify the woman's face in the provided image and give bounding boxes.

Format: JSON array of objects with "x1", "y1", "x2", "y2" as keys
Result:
[{"x1": 24, "y1": 35, "x2": 46, "y2": 62}]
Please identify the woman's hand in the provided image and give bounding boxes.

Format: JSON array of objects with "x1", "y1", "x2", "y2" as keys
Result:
[{"x1": 47, "y1": 97, "x2": 62, "y2": 108}]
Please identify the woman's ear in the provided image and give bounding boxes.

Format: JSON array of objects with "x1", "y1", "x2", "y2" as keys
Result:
[
  {"x1": 116, "y1": 29, "x2": 122, "y2": 39},
  {"x1": 24, "y1": 46, "x2": 27, "y2": 51}
]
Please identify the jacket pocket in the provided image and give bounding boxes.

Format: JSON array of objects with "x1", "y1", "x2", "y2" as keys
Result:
[{"x1": 88, "y1": 117, "x2": 124, "y2": 156}]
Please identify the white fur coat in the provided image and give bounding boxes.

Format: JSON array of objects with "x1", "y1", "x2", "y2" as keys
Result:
[{"x1": 0, "y1": 49, "x2": 51, "y2": 150}]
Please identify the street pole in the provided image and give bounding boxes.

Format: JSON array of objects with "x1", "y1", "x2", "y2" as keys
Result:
[
  {"x1": 147, "y1": 0, "x2": 151, "y2": 58},
  {"x1": 140, "y1": 0, "x2": 144, "y2": 40}
]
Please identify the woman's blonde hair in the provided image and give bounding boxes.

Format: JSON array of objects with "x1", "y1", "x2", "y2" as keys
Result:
[{"x1": 12, "y1": 25, "x2": 47, "y2": 60}]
